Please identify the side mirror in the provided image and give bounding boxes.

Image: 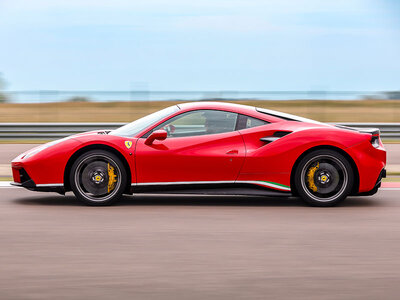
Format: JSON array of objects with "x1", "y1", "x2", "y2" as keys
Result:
[{"x1": 145, "y1": 129, "x2": 168, "y2": 145}]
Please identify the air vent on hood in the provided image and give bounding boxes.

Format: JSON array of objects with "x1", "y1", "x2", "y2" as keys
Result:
[{"x1": 97, "y1": 130, "x2": 111, "y2": 135}]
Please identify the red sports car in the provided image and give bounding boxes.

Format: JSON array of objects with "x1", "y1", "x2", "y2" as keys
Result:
[{"x1": 11, "y1": 102, "x2": 386, "y2": 206}]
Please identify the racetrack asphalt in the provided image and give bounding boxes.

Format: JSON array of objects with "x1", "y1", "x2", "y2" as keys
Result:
[{"x1": 0, "y1": 187, "x2": 399, "y2": 299}]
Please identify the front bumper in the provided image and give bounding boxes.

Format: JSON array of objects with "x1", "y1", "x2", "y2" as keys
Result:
[{"x1": 11, "y1": 166, "x2": 65, "y2": 194}]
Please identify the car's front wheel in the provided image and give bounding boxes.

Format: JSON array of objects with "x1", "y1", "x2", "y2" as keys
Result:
[
  {"x1": 70, "y1": 150, "x2": 127, "y2": 206},
  {"x1": 294, "y1": 149, "x2": 354, "y2": 207}
]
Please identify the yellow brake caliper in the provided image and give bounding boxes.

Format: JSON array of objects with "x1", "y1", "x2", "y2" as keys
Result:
[
  {"x1": 107, "y1": 163, "x2": 117, "y2": 193},
  {"x1": 307, "y1": 162, "x2": 319, "y2": 192}
]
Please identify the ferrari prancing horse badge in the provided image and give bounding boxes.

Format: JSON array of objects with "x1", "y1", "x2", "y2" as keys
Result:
[{"x1": 125, "y1": 141, "x2": 132, "y2": 149}]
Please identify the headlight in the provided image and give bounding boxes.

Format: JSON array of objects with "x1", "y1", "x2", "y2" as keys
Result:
[{"x1": 24, "y1": 145, "x2": 48, "y2": 159}]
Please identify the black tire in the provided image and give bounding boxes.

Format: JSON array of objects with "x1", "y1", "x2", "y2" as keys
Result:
[
  {"x1": 69, "y1": 150, "x2": 127, "y2": 206},
  {"x1": 294, "y1": 149, "x2": 354, "y2": 207}
]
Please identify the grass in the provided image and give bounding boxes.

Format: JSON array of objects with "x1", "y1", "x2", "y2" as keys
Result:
[
  {"x1": 387, "y1": 172, "x2": 400, "y2": 176},
  {"x1": 1, "y1": 99, "x2": 400, "y2": 123},
  {"x1": 0, "y1": 99, "x2": 399, "y2": 143},
  {"x1": 382, "y1": 139, "x2": 400, "y2": 144},
  {"x1": 0, "y1": 177, "x2": 12, "y2": 181},
  {"x1": 383, "y1": 177, "x2": 400, "y2": 182}
]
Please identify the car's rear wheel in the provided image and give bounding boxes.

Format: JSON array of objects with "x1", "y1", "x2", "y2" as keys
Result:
[
  {"x1": 294, "y1": 149, "x2": 354, "y2": 207},
  {"x1": 70, "y1": 150, "x2": 127, "y2": 206}
]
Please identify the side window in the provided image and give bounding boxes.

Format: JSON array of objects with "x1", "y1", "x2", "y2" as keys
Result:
[
  {"x1": 148, "y1": 110, "x2": 238, "y2": 138},
  {"x1": 236, "y1": 114, "x2": 269, "y2": 130},
  {"x1": 246, "y1": 116, "x2": 268, "y2": 128}
]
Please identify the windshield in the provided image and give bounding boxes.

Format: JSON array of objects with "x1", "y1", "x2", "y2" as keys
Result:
[{"x1": 111, "y1": 105, "x2": 180, "y2": 137}]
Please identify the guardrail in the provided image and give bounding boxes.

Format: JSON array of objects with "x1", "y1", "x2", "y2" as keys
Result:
[{"x1": 0, "y1": 122, "x2": 399, "y2": 140}]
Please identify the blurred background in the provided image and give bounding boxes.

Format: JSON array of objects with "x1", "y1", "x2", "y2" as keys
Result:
[
  {"x1": 1, "y1": 2, "x2": 400, "y2": 299},
  {"x1": 0, "y1": 0, "x2": 399, "y2": 125}
]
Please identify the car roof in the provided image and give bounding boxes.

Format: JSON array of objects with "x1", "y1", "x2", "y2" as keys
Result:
[
  {"x1": 177, "y1": 101, "x2": 258, "y2": 115},
  {"x1": 176, "y1": 101, "x2": 310, "y2": 123}
]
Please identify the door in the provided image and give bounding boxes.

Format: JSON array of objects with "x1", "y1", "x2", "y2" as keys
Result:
[{"x1": 135, "y1": 110, "x2": 245, "y2": 184}]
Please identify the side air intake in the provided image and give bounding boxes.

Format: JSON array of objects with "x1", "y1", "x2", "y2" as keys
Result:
[{"x1": 260, "y1": 131, "x2": 292, "y2": 144}]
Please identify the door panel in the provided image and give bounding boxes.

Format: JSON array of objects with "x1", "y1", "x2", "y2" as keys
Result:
[
  {"x1": 236, "y1": 124, "x2": 293, "y2": 189},
  {"x1": 135, "y1": 132, "x2": 245, "y2": 183}
]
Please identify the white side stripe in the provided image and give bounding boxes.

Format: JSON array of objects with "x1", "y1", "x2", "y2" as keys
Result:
[
  {"x1": 0, "y1": 182, "x2": 63, "y2": 188},
  {"x1": 235, "y1": 181, "x2": 291, "y2": 191},
  {"x1": 134, "y1": 181, "x2": 235, "y2": 186},
  {"x1": 0, "y1": 181, "x2": 399, "y2": 192}
]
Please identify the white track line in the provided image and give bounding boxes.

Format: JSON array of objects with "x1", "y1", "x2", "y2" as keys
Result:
[{"x1": 0, "y1": 181, "x2": 15, "y2": 187}]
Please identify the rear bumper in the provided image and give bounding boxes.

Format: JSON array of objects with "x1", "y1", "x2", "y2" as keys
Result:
[
  {"x1": 357, "y1": 168, "x2": 386, "y2": 196},
  {"x1": 346, "y1": 140, "x2": 386, "y2": 193}
]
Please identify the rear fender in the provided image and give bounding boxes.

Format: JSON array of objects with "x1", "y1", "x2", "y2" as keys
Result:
[{"x1": 237, "y1": 126, "x2": 365, "y2": 189}]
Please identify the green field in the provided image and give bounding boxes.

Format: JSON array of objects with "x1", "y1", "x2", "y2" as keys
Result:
[{"x1": 0, "y1": 100, "x2": 400, "y2": 123}]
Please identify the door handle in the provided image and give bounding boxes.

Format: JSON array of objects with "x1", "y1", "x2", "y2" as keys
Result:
[{"x1": 226, "y1": 149, "x2": 239, "y2": 155}]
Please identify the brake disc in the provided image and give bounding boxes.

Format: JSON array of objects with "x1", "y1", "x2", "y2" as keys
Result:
[
  {"x1": 315, "y1": 162, "x2": 340, "y2": 194},
  {"x1": 81, "y1": 161, "x2": 109, "y2": 196}
]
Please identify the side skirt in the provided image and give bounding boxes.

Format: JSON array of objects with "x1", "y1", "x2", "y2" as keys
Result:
[{"x1": 131, "y1": 182, "x2": 292, "y2": 197}]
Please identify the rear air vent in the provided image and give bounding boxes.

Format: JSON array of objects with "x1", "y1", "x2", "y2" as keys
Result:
[
  {"x1": 273, "y1": 131, "x2": 292, "y2": 137},
  {"x1": 260, "y1": 131, "x2": 292, "y2": 144}
]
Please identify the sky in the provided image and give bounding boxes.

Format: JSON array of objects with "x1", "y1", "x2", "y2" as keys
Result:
[{"x1": 0, "y1": 0, "x2": 399, "y2": 91}]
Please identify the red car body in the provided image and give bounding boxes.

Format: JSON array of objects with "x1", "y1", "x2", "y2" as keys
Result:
[{"x1": 11, "y1": 102, "x2": 386, "y2": 199}]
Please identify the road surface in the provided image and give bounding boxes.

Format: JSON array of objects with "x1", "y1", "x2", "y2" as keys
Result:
[{"x1": 0, "y1": 187, "x2": 399, "y2": 299}]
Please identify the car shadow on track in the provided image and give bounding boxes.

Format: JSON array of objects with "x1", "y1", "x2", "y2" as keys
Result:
[{"x1": 14, "y1": 193, "x2": 379, "y2": 207}]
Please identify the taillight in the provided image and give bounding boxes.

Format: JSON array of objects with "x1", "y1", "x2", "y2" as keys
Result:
[{"x1": 371, "y1": 135, "x2": 380, "y2": 148}]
